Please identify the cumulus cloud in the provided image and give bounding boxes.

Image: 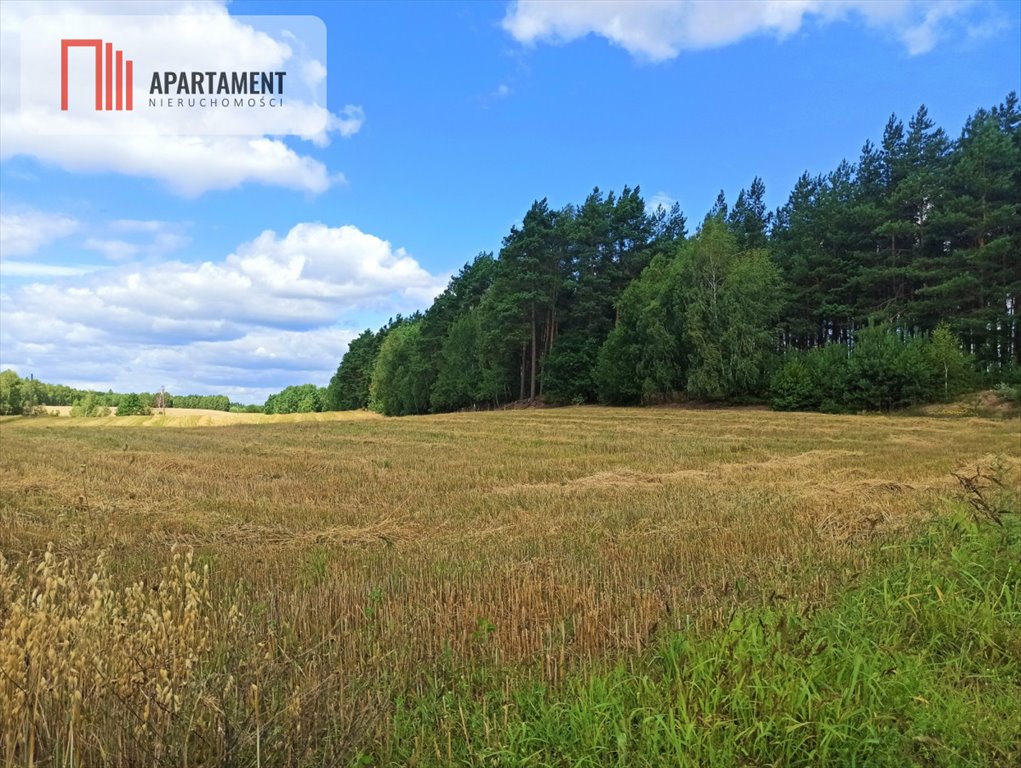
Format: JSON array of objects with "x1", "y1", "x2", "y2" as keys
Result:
[
  {"x1": 0, "y1": 208, "x2": 80, "y2": 256},
  {"x1": 0, "y1": 1, "x2": 362, "y2": 195},
  {"x1": 502, "y1": 0, "x2": 991, "y2": 61},
  {"x1": 0, "y1": 222, "x2": 450, "y2": 401},
  {"x1": 2, "y1": 129, "x2": 337, "y2": 196}
]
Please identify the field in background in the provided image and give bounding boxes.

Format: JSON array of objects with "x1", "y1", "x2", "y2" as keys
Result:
[
  {"x1": 36, "y1": 406, "x2": 382, "y2": 427},
  {"x1": 1, "y1": 407, "x2": 1018, "y2": 765}
]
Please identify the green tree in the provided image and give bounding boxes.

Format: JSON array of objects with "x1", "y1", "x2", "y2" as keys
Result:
[
  {"x1": 325, "y1": 329, "x2": 387, "y2": 410},
  {"x1": 727, "y1": 176, "x2": 771, "y2": 250},
  {"x1": 487, "y1": 199, "x2": 564, "y2": 401},
  {"x1": 431, "y1": 313, "x2": 484, "y2": 411},
  {"x1": 0, "y1": 370, "x2": 23, "y2": 415},
  {"x1": 265, "y1": 384, "x2": 324, "y2": 414},
  {"x1": 924, "y1": 323, "x2": 973, "y2": 400},
  {"x1": 116, "y1": 393, "x2": 151, "y2": 416},
  {"x1": 595, "y1": 253, "x2": 685, "y2": 405},
  {"x1": 545, "y1": 186, "x2": 663, "y2": 404},
  {"x1": 719, "y1": 249, "x2": 785, "y2": 396},
  {"x1": 707, "y1": 190, "x2": 728, "y2": 222},
  {"x1": 926, "y1": 95, "x2": 1020, "y2": 368},
  {"x1": 369, "y1": 322, "x2": 431, "y2": 416},
  {"x1": 420, "y1": 253, "x2": 497, "y2": 410},
  {"x1": 681, "y1": 220, "x2": 783, "y2": 399}
]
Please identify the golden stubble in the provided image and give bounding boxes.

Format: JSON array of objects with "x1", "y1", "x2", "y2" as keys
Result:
[{"x1": 0, "y1": 407, "x2": 1017, "y2": 764}]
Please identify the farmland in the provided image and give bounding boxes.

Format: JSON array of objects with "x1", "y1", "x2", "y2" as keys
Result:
[{"x1": 1, "y1": 407, "x2": 1018, "y2": 766}]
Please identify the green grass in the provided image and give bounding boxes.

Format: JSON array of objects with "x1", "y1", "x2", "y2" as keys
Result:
[{"x1": 390, "y1": 511, "x2": 1021, "y2": 767}]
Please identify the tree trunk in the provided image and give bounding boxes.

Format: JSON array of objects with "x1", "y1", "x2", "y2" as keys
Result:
[
  {"x1": 530, "y1": 304, "x2": 537, "y2": 399},
  {"x1": 547, "y1": 306, "x2": 555, "y2": 357},
  {"x1": 519, "y1": 342, "x2": 526, "y2": 401}
]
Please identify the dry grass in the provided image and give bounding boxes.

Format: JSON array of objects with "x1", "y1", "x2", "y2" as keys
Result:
[
  {"x1": 0, "y1": 407, "x2": 1017, "y2": 765},
  {"x1": 39, "y1": 406, "x2": 380, "y2": 427}
]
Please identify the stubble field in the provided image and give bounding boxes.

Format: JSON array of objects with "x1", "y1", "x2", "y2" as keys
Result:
[{"x1": 1, "y1": 407, "x2": 1018, "y2": 766}]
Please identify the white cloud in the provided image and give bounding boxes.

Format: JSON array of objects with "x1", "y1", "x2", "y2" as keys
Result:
[
  {"x1": 0, "y1": 1, "x2": 363, "y2": 196},
  {"x1": 0, "y1": 208, "x2": 80, "y2": 256},
  {"x1": 0, "y1": 261, "x2": 98, "y2": 278},
  {"x1": 897, "y1": 2, "x2": 969, "y2": 55},
  {"x1": 68, "y1": 217, "x2": 188, "y2": 262},
  {"x1": 0, "y1": 222, "x2": 450, "y2": 401},
  {"x1": 83, "y1": 221, "x2": 188, "y2": 260},
  {"x1": 110, "y1": 219, "x2": 169, "y2": 233},
  {"x1": 648, "y1": 192, "x2": 677, "y2": 213},
  {"x1": 151, "y1": 232, "x2": 190, "y2": 255},
  {"x1": 2, "y1": 127, "x2": 337, "y2": 196},
  {"x1": 8, "y1": 223, "x2": 444, "y2": 338},
  {"x1": 1, "y1": 211, "x2": 191, "y2": 276},
  {"x1": 83, "y1": 238, "x2": 139, "y2": 261},
  {"x1": 329, "y1": 105, "x2": 366, "y2": 140},
  {"x1": 301, "y1": 58, "x2": 328, "y2": 88},
  {"x1": 502, "y1": 0, "x2": 990, "y2": 61}
]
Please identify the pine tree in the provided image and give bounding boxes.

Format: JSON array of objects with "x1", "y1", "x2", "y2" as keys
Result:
[{"x1": 727, "y1": 177, "x2": 771, "y2": 250}]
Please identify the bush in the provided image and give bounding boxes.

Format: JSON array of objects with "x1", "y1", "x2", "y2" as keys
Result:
[
  {"x1": 770, "y1": 355, "x2": 819, "y2": 411},
  {"x1": 70, "y1": 393, "x2": 111, "y2": 418},
  {"x1": 842, "y1": 329, "x2": 918, "y2": 410},
  {"x1": 229, "y1": 403, "x2": 264, "y2": 414},
  {"x1": 992, "y1": 363, "x2": 1021, "y2": 405},
  {"x1": 771, "y1": 326, "x2": 977, "y2": 413}
]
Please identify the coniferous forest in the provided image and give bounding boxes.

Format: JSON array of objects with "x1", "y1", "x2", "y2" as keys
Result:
[{"x1": 315, "y1": 95, "x2": 1020, "y2": 416}]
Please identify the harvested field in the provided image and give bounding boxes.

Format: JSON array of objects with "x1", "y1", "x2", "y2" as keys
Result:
[
  {"x1": 0, "y1": 407, "x2": 1017, "y2": 765},
  {"x1": 37, "y1": 406, "x2": 381, "y2": 427}
]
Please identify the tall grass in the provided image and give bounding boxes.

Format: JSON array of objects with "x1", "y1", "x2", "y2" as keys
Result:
[
  {"x1": 391, "y1": 510, "x2": 1020, "y2": 766},
  {"x1": 0, "y1": 547, "x2": 241, "y2": 766}
]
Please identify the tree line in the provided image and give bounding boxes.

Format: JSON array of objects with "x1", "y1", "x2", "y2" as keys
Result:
[
  {"x1": 315, "y1": 94, "x2": 1017, "y2": 416},
  {"x1": 4, "y1": 94, "x2": 1017, "y2": 419},
  {"x1": 0, "y1": 370, "x2": 244, "y2": 416}
]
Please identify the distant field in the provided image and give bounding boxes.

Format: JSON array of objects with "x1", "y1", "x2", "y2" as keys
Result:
[
  {"x1": 1, "y1": 407, "x2": 1017, "y2": 765},
  {"x1": 38, "y1": 405, "x2": 380, "y2": 426}
]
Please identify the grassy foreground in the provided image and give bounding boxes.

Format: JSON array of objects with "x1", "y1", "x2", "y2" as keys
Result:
[
  {"x1": 394, "y1": 511, "x2": 1020, "y2": 767},
  {"x1": 0, "y1": 407, "x2": 1018, "y2": 765}
]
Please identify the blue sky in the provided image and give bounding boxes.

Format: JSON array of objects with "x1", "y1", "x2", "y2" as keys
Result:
[{"x1": 1, "y1": 0, "x2": 1019, "y2": 403}]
